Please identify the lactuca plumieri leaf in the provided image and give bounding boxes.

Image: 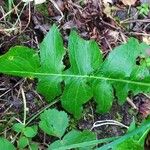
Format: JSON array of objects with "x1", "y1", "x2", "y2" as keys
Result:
[{"x1": 0, "y1": 25, "x2": 150, "y2": 118}]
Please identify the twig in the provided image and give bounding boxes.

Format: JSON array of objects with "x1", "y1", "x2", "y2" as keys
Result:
[
  {"x1": 26, "y1": 99, "x2": 59, "y2": 125},
  {"x1": 49, "y1": 0, "x2": 64, "y2": 22},
  {"x1": 21, "y1": 2, "x2": 31, "y2": 33},
  {"x1": 91, "y1": 120, "x2": 129, "y2": 131},
  {"x1": 127, "y1": 32, "x2": 150, "y2": 37},
  {"x1": 0, "y1": 1, "x2": 22, "y2": 21},
  {"x1": 21, "y1": 87, "x2": 27, "y2": 125},
  {"x1": 127, "y1": 97, "x2": 138, "y2": 110},
  {"x1": 0, "y1": 79, "x2": 24, "y2": 98},
  {"x1": 121, "y1": 19, "x2": 150, "y2": 24}
]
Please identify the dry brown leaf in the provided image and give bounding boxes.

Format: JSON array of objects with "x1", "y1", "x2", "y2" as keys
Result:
[{"x1": 121, "y1": 0, "x2": 137, "y2": 5}]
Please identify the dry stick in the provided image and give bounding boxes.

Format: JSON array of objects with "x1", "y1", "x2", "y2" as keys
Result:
[
  {"x1": 143, "y1": 93, "x2": 150, "y2": 99},
  {"x1": 49, "y1": 0, "x2": 64, "y2": 22},
  {"x1": 0, "y1": 27, "x2": 18, "y2": 32},
  {"x1": 21, "y1": 2, "x2": 31, "y2": 33},
  {"x1": 2, "y1": 104, "x2": 13, "y2": 117},
  {"x1": 11, "y1": 86, "x2": 27, "y2": 144},
  {"x1": 91, "y1": 120, "x2": 129, "y2": 131},
  {"x1": 21, "y1": 87, "x2": 27, "y2": 125},
  {"x1": 12, "y1": 2, "x2": 27, "y2": 33},
  {"x1": 121, "y1": 19, "x2": 150, "y2": 24},
  {"x1": 0, "y1": 6, "x2": 6, "y2": 22},
  {"x1": 13, "y1": 2, "x2": 22, "y2": 32},
  {"x1": 127, "y1": 97, "x2": 138, "y2": 110},
  {"x1": 104, "y1": 37, "x2": 112, "y2": 51},
  {"x1": 11, "y1": 133, "x2": 20, "y2": 143},
  {"x1": 119, "y1": 11, "x2": 139, "y2": 24},
  {"x1": 0, "y1": 79, "x2": 24, "y2": 98},
  {"x1": 101, "y1": 19, "x2": 120, "y2": 31},
  {"x1": 127, "y1": 32, "x2": 150, "y2": 37},
  {"x1": 120, "y1": 31, "x2": 127, "y2": 43},
  {"x1": 0, "y1": 1, "x2": 22, "y2": 21}
]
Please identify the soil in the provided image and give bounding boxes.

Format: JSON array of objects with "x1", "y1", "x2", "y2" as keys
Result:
[{"x1": 0, "y1": 0, "x2": 150, "y2": 149}]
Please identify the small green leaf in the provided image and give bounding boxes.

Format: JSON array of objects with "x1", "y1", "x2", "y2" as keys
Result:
[
  {"x1": 127, "y1": 118, "x2": 136, "y2": 133},
  {"x1": 12, "y1": 123, "x2": 25, "y2": 133},
  {"x1": 23, "y1": 126, "x2": 38, "y2": 138},
  {"x1": 29, "y1": 143, "x2": 39, "y2": 150},
  {"x1": 18, "y1": 136, "x2": 29, "y2": 149},
  {"x1": 39, "y1": 109, "x2": 69, "y2": 138},
  {"x1": 48, "y1": 130, "x2": 96, "y2": 150},
  {"x1": 0, "y1": 137, "x2": 15, "y2": 150},
  {"x1": 93, "y1": 80, "x2": 113, "y2": 113}
]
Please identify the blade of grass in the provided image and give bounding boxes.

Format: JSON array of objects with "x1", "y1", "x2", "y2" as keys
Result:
[
  {"x1": 96, "y1": 120, "x2": 150, "y2": 150},
  {"x1": 50, "y1": 137, "x2": 119, "y2": 150}
]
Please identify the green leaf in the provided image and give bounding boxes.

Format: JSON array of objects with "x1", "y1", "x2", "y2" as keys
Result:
[
  {"x1": 48, "y1": 130, "x2": 96, "y2": 150},
  {"x1": 62, "y1": 78, "x2": 93, "y2": 119},
  {"x1": 93, "y1": 80, "x2": 113, "y2": 113},
  {"x1": 29, "y1": 143, "x2": 39, "y2": 150},
  {"x1": 18, "y1": 136, "x2": 29, "y2": 149},
  {"x1": 39, "y1": 109, "x2": 69, "y2": 138},
  {"x1": 0, "y1": 26, "x2": 150, "y2": 118},
  {"x1": 23, "y1": 126, "x2": 38, "y2": 138},
  {"x1": 37, "y1": 25, "x2": 65, "y2": 101},
  {"x1": 0, "y1": 46, "x2": 40, "y2": 77},
  {"x1": 62, "y1": 31, "x2": 102, "y2": 118},
  {"x1": 100, "y1": 38, "x2": 142, "y2": 77},
  {"x1": 94, "y1": 38, "x2": 150, "y2": 108},
  {"x1": 0, "y1": 137, "x2": 15, "y2": 150},
  {"x1": 67, "y1": 31, "x2": 102, "y2": 75},
  {"x1": 12, "y1": 123, "x2": 25, "y2": 133}
]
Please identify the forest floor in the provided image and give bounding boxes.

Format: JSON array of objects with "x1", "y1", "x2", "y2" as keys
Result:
[{"x1": 0, "y1": 0, "x2": 150, "y2": 149}]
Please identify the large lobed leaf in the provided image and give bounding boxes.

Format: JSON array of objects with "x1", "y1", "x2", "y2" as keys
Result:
[{"x1": 0, "y1": 25, "x2": 150, "y2": 118}]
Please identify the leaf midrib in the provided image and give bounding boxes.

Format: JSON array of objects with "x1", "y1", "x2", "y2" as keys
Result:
[{"x1": 2, "y1": 70, "x2": 150, "y2": 87}]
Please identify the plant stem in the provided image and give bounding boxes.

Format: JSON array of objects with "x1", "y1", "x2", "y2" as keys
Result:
[{"x1": 21, "y1": 87, "x2": 27, "y2": 125}]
